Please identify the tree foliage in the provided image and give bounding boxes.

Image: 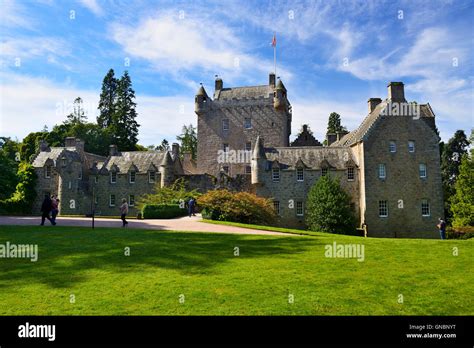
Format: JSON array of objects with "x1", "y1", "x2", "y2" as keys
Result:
[
  {"x1": 327, "y1": 112, "x2": 347, "y2": 134},
  {"x1": 176, "y1": 124, "x2": 197, "y2": 160},
  {"x1": 305, "y1": 175, "x2": 356, "y2": 234},
  {"x1": 0, "y1": 137, "x2": 20, "y2": 200},
  {"x1": 450, "y1": 155, "x2": 473, "y2": 227}
]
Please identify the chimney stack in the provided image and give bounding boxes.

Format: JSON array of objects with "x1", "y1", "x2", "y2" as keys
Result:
[
  {"x1": 269, "y1": 72, "x2": 276, "y2": 87},
  {"x1": 65, "y1": 137, "x2": 76, "y2": 147},
  {"x1": 326, "y1": 133, "x2": 337, "y2": 146},
  {"x1": 368, "y1": 98, "x2": 382, "y2": 113},
  {"x1": 39, "y1": 139, "x2": 50, "y2": 152},
  {"x1": 388, "y1": 82, "x2": 405, "y2": 102},
  {"x1": 215, "y1": 76, "x2": 223, "y2": 91},
  {"x1": 109, "y1": 144, "x2": 118, "y2": 156},
  {"x1": 336, "y1": 130, "x2": 349, "y2": 142},
  {"x1": 171, "y1": 143, "x2": 180, "y2": 159},
  {"x1": 75, "y1": 138, "x2": 84, "y2": 152}
]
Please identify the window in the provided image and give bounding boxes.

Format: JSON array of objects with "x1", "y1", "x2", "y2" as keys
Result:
[
  {"x1": 149, "y1": 171, "x2": 156, "y2": 183},
  {"x1": 272, "y1": 168, "x2": 280, "y2": 182},
  {"x1": 245, "y1": 142, "x2": 252, "y2": 151},
  {"x1": 78, "y1": 169, "x2": 82, "y2": 179},
  {"x1": 408, "y1": 141, "x2": 415, "y2": 153},
  {"x1": 94, "y1": 176, "x2": 99, "y2": 184},
  {"x1": 130, "y1": 170, "x2": 136, "y2": 183},
  {"x1": 110, "y1": 171, "x2": 117, "y2": 183},
  {"x1": 94, "y1": 196, "x2": 98, "y2": 205},
  {"x1": 223, "y1": 143, "x2": 229, "y2": 152},
  {"x1": 296, "y1": 201, "x2": 304, "y2": 216},
  {"x1": 109, "y1": 194, "x2": 116, "y2": 207},
  {"x1": 129, "y1": 195, "x2": 135, "y2": 206},
  {"x1": 321, "y1": 168, "x2": 328, "y2": 177},
  {"x1": 244, "y1": 117, "x2": 252, "y2": 129},
  {"x1": 389, "y1": 141, "x2": 396, "y2": 153},
  {"x1": 223, "y1": 166, "x2": 229, "y2": 174},
  {"x1": 421, "y1": 199, "x2": 430, "y2": 216},
  {"x1": 296, "y1": 168, "x2": 304, "y2": 181},
  {"x1": 379, "y1": 200, "x2": 388, "y2": 217},
  {"x1": 419, "y1": 164, "x2": 427, "y2": 178},
  {"x1": 347, "y1": 167, "x2": 355, "y2": 181},
  {"x1": 222, "y1": 119, "x2": 229, "y2": 131},
  {"x1": 62, "y1": 158, "x2": 67, "y2": 167},
  {"x1": 45, "y1": 165, "x2": 52, "y2": 178},
  {"x1": 245, "y1": 165, "x2": 251, "y2": 174},
  {"x1": 273, "y1": 201, "x2": 280, "y2": 215},
  {"x1": 378, "y1": 164, "x2": 386, "y2": 179}
]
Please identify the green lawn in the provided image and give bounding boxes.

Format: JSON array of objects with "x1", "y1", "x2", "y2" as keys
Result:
[{"x1": 0, "y1": 225, "x2": 472, "y2": 315}]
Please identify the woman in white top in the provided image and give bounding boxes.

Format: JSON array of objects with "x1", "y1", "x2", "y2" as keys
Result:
[{"x1": 120, "y1": 198, "x2": 129, "y2": 227}]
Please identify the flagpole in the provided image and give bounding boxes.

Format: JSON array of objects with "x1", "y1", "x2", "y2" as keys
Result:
[{"x1": 273, "y1": 32, "x2": 276, "y2": 76}]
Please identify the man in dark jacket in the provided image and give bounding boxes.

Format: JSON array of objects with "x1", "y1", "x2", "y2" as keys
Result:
[{"x1": 40, "y1": 195, "x2": 56, "y2": 226}]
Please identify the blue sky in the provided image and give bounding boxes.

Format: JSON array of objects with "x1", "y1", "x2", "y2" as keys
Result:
[{"x1": 1, "y1": 0, "x2": 473, "y2": 146}]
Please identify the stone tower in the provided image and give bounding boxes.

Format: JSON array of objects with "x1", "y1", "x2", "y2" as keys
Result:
[{"x1": 195, "y1": 73, "x2": 292, "y2": 177}]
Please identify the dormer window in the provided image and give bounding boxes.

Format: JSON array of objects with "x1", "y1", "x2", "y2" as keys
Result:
[
  {"x1": 78, "y1": 169, "x2": 82, "y2": 179},
  {"x1": 130, "y1": 170, "x2": 136, "y2": 183},
  {"x1": 149, "y1": 171, "x2": 156, "y2": 183},
  {"x1": 45, "y1": 165, "x2": 52, "y2": 178},
  {"x1": 110, "y1": 171, "x2": 117, "y2": 184},
  {"x1": 62, "y1": 157, "x2": 67, "y2": 167},
  {"x1": 321, "y1": 168, "x2": 328, "y2": 177},
  {"x1": 272, "y1": 168, "x2": 280, "y2": 182},
  {"x1": 245, "y1": 142, "x2": 252, "y2": 151}
]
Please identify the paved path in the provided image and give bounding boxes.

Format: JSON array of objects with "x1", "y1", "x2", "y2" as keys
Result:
[{"x1": 0, "y1": 215, "x2": 296, "y2": 236}]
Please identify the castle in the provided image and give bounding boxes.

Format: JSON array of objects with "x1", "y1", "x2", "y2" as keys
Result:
[{"x1": 31, "y1": 73, "x2": 444, "y2": 238}]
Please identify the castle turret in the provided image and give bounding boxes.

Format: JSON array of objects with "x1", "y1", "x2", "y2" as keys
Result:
[
  {"x1": 160, "y1": 151, "x2": 174, "y2": 187},
  {"x1": 273, "y1": 79, "x2": 287, "y2": 110},
  {"x1": 251, "y1": 136, "x2": 266, "y2": 185},
  {"x1": 195, "y1": 84, "x2": 210, "y2": 116}
]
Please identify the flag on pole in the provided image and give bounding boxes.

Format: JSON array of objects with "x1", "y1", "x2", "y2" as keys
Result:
[{"x1": 271, "y1": 33, "x2": 276, "y2": 47}]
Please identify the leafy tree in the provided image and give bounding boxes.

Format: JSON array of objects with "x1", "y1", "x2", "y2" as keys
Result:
[
  {"x1": 113, "y1": 71, "x2": 140, "y2": 150},
  {"x1": 97, "y1": 69, "x2": 118, "y2": 129},
  {"x1": 66, "y1": 97, "x2": 88, "y2": 125},
  {"x1": 157, "y1": 139, "x2": 170, "y2": 151},
  {"x1": 176, "y1": 124, "x2": 197, "y2": 160},
  {"x1": 441, "y1": 130, "x2": 470, "y2": 221},
  {"x1": 327, "y1": 112, "x2": 347, "y2": 134},
  {"x1": 0, "y1": 137, "x2": 20, "y2": 200},
  {"x1": 19, "y1": 131, "x2": 47, "y2": 163},
  {"x1": 305, "y1": 175, "x2": 356, "y2": 234},
  {"x1": 450, "y1": 155, "x2": 473, "y2": 227}
]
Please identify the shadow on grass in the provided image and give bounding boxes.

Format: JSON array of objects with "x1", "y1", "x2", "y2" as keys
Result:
[{"x1": 0, "y1": 226, "x2": 324, "y2": 289}]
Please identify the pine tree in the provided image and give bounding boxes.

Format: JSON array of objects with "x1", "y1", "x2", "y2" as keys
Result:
[
  {"x1": 327, "y1": 112, "x2": 347, "y2": 134},
  {"x1": 450, "y1": 155, "x2": 473, "y2": 227},
  {"x1": 66, "y1": 97, "x2": 87, "y2": 125},
  {"x1": 113, "y1": 71, "x2": 140, "y2": 150},
  {"x1": 97, "y1": 69, "x2": 118, "y2": 129}
]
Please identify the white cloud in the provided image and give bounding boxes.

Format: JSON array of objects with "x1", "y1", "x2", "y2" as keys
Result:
[
  {"x1": 109, "y1": 12, "x2": 292, "y2": 84},
  {"x1": 0, "y1": 72, "x2": 196, "y2": 146},
  {"x1": 78, "y1": 0, "x2": 104, "y2": 17},
  {"x1": 0, "y1": 0, "x2": 36, "y2": 29}
]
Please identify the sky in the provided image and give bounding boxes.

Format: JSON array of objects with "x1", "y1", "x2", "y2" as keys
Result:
[{"x1": 0, "y1": 0, "x2": 473, "y2": 146}]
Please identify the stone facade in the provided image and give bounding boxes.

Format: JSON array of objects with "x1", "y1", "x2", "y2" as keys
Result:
[{"x1": 31, "y1": 77, "x2": 443, "y2": 238}]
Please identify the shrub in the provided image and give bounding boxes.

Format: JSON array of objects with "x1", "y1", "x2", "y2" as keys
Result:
[
  {"x1": 142, "y1": 204, "x2": 187, "y2": 219},
  {"x1": 446, "y1": 226, "x2": 474, "y2": 240},
  {"x1": 136, "y1": 177, "x2": 201, "y2": 211},
  {"x1": 450, "y1": 155, "x2": 473, "y2": 228},
  {"x1": 198, "y1": 189, "x2": 276, "y2": 225},
  {"x1": 305, "y1": 175, "x2": 357, "y2": 234}
]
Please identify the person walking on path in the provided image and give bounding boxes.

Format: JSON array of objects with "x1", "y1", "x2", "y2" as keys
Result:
[
  {"x1": 120, "y1": 198, "x2": 129, "y2": 227},
  {"x1": 40, "y1": 195, "x2": 55, "y2": 226},
  {"x1": 188, "y1": 197, "x2": 196, "y2": 217},
  {"x1": 437, "y1": 218, "x2": 447, "y2": 240},
  {"x1": 51, "y1": 195, "x2": 59, "y2": 224}
]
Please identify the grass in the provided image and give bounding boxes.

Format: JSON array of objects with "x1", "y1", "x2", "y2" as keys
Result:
[{"x1": 0, "y1": 224, "x2": 472, "y2": 315}]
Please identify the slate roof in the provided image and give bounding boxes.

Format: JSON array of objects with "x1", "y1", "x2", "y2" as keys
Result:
[
  {"x1": 32, "y1": 147, "x2": 80, "y2": 167},
  {"x1": 331, "y1": 101, "x2": 436, "y2": 147},
  {"x1": 216, "y1": 85, "x2": 274, "y2": 100},
  {"x1": 101, "y1": 151, "x2": 166, "y2": 173},
  {"x1": 264, "y1": 146, "x2": 356, "y2": 170}
]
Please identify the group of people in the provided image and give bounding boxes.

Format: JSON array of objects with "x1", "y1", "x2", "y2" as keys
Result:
[{"x1": 40, "y1": 195, "x2": 60, "y2": 226}]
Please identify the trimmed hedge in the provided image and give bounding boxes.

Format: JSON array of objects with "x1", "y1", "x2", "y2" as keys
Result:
[{"x1": 142, "y1": 204, "x2": 187, "y2": 219}]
